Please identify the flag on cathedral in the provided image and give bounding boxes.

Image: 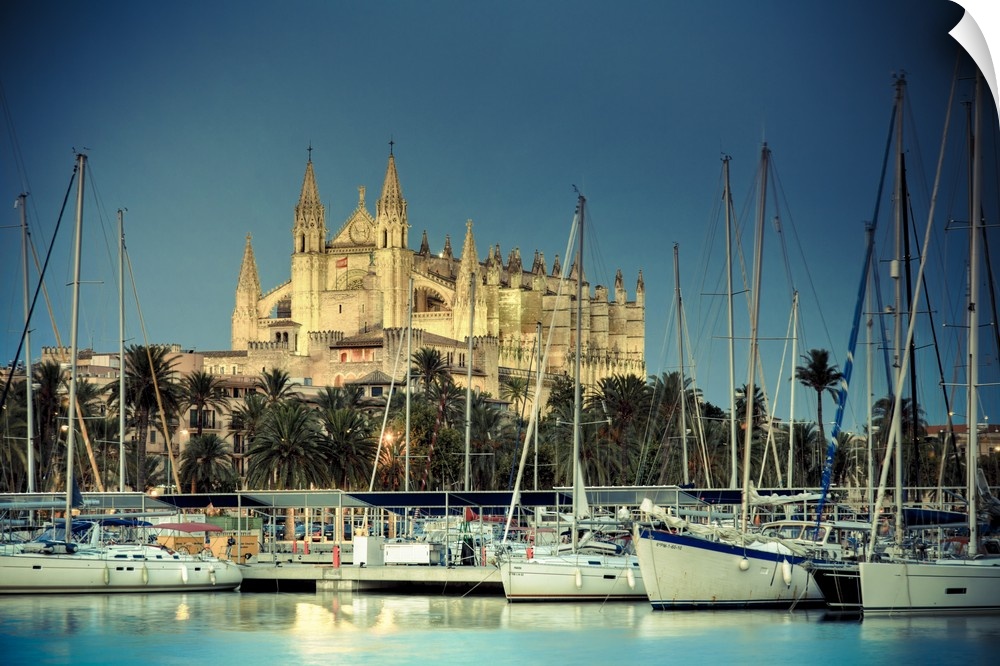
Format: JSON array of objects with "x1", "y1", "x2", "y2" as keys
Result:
[{"x1": 336, "y1": 257, "x2": 348, "y2": 268}]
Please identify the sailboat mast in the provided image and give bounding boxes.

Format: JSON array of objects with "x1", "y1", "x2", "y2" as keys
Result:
[
  {"x1": 571, "y1": 194, "x2": 585, "y2": 551},
  {"x1": 891, "y1": 76, "x2": 906, "y2": 543},
  {"x1": 118, "y1": 209, "x2": 126, "y2": 492},
  {"x1": 19, "y1": 194, "x2": 35, "y2": 494},
  {"x1": 788, "y1": 291, "x2": 798, "y2": 488},
  {"x1": 673, "y1": 243, "x2": 689, "y2": 485},
  {"x1": 405, "y1": 277, "x2": 413, "y2": 492},
  {"x1": 65, "y1": 153, "x2": 86, "y2": 522},
  {"x1": 723, "y1": 156, "x2": 738, "y2": 488},
  {"x1": 464, "y1": 273, "x2": 474, "y2": 491},
  {"x1": 741, "y1": 144, "x2": 769, "y2": 531},
  {"x1": 966, "y1": 70, "x2": 983, "y2": 556},
  {"x1": 866, "y1": 223, "x2": 875, "y2": 512}
]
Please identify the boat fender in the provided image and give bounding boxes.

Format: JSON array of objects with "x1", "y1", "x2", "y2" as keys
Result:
[
  {"x1": 739, "y1": 557, "x2": 750, "y2": 571},
  {"x1": 141, "y1": 565, "x2": 149, "y2": 585},
  {"x1": 626, "y1": 565, "x2": 635, "y2": 589},
  {"x1": 181, "y1": 564, "x2": 189, "y2": 584},
  {"x1": 103, "y1": 565, "x2": 110, "y2": 585},
  {"x1": 209, "y1": 565, "x2": 216, "y2": 586},
  {"x1": 781, "y1": 559, "x2": 793, "y2": 586},
  {"x1": 574, "y1": 568, "x2": 583, "y2": 589}
]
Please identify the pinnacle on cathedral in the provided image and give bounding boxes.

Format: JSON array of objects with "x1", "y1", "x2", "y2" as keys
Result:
[
  {"x1": 375, "y1": 149, "x2": 408, "y2": 247},
  {"x1": 236, "y1": 233, "x2": 261, "y2": 296},
  {"x1": 294, "y1": 154, "x2": 326, "y2": 254}
]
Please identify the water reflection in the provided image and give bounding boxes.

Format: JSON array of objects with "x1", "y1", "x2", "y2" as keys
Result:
[{"x1": 1, "y1": 593, "x2": 996, "y2": 665}]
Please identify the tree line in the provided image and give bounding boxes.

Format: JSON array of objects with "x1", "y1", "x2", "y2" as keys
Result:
[{"x1": 1, "y1": 345, "x2": 993, "y2": 495}]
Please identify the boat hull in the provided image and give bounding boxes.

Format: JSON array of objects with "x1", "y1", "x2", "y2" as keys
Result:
[
  {"x1": 499, "y1": 553, "x2": 644, "y2": 601},
  {"x1": 634, "y1": 526, "x2": 823, "y2": 609},
  {"x1": 0, "y1": 547, "x2": 243, "y2": 594},
  {"x1": 859, "y1": 559, "x2": 1000, "y2": 614}
]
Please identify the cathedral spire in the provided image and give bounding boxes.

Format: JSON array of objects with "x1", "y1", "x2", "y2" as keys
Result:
[
  {"x1": 232, "y1": 233, "x2": 262, "y2": 349},
  {"x1": 375, "y1": 145, "x2": 408, "y2": 249},
  {"x1": 237, "y1": 233, "x2": 261, "y2": 296},
  {"x1": 294, "y1": 151, "x2": 326, "y2": 253},
  {"x1": 453, "y1": 219, "x2": 482, "y2": 339}
]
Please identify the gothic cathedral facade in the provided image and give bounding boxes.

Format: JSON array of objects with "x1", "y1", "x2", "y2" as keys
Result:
[{"x1": 218, "y1": 148, "x2": 646, "y2": 401}]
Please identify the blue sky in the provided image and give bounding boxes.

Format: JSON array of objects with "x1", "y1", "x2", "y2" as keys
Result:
[{"x1": 1, "y1": 1, "x2": 998, "y2": 435}]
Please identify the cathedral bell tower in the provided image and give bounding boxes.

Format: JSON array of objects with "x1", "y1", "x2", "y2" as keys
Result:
[
  {"x1": 374, "y1": 142, "x2": 412, "y2": 328},
  {"x1": 290, "y1": 149, "x2": 328, "y2": 351}
]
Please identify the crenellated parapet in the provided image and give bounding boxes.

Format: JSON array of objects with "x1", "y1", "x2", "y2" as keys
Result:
[
  {"x1": 247, "y1": 340, "x2": 291, "y2": 351},
  {"x1": 309, "y1": 330, "x2": 344, "y2": 346}
]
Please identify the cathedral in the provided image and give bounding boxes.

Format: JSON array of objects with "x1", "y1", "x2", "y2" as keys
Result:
[{"x1": 210, "y1": 147, "x2": 646, "y2": 402}]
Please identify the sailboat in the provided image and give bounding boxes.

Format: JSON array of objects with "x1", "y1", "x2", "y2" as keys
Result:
[
  {"x1": 633, "y1": 144, "x2": 827, "y2": 609},
  {"x1": 0, "y1": 154, "x2": 242, "y2": 594},
  {"x1": 497, "y1": 193, "x2": 645, "y2": 601},
  {"x1": 857, "y1": 70, "x2": 1000, "y2": 615}
]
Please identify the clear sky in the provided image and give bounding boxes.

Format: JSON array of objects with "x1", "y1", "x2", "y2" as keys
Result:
[{"x1": 2, "y1": 1, "x2": 998, "y2": 436}]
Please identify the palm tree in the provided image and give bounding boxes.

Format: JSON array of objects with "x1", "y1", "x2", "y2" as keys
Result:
[
  {"x1": 255, "y1": 367, "x2": 300, "y2": 405},
  {"x1": 319, "y1": 407, "x2": 376, "y2": 490},
  {"x1": 32, "y1": 360, "x2": 66, "y2": 491},
  {"x1": 426, "y1": 379, "x2": 466, "y2": 429},
  {"x1": 229, "y1": 392, "x2": 269, "y2": 481},
  {"x1": 870, "y1": 395, "x2": 927, "y2": 487},
  {"x1": 500, "y1": 375, "x2": 531, "y2": 421},
  {"x1": 0, "y1": 380, "x2": 28, "y2": 492},
  {"x1": 795, "y1": 348, "x2": 842, "y2": 478},
  {"x1": 468, "y1": 397, "x2": 508, "y2": 489},
  {"x1": 107, "y1": 345, "x2": 181, "y2": 491},
  {"x1": 410, "y1": 347, "x2": 450, "y2": 392},
  {"x1": 179, "y1": 433, "x2": 237, "y2": 493},
  {"x1": 245, "y1": 402, "x2": 330, "y2": 490},
  {"x1": 71, "y1": 380, "x2": 109, "y2": 490},
  {"x1": 311, "y1": 385, "x2": 364, "y2": 411},
  {"x1": 179, "y1": 370, "x2": 229, "y2": 436},
  {"x1": 591, "y1": 373, "x2": 651, "y2": 485}
]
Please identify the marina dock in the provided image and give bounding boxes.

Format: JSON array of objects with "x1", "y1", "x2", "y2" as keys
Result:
[{"x1": 240, "y1": 560, "x2": 501, "y2": 594}]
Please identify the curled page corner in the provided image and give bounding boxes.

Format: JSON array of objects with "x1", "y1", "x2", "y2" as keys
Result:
[{"x1": 950, "y1": 1, "x2": 998, "y2": 108}]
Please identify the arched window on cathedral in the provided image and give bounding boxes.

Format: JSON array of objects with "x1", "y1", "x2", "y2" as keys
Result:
[{"x1": 340, "y1": 352, "x2": 347, "y2": 363}]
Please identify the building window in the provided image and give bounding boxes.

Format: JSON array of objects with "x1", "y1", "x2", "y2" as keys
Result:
[{"x1": 372, "y1": 386, "x2": 383, "y2": 397}]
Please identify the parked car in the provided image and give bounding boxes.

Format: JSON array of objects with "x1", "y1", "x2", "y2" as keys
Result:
[
  {"x1": 309, "y1": 522, "x2": 351, "y2": 540},
  {"x1": 262, "y1": 519, "x2": 304, "y2": 540}
]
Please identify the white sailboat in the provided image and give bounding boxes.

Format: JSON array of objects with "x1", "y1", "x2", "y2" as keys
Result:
[
  {"x1": 633, "y1": 144, "x2": 825, "y2": 609},
  {"x1": 498, "y1": 193, "x2": 645, "y2": 601},
  {"x1": 0, "y1": 154, "x2": 242, "y2": 594},
  {"x1": 858, "y1": 70, "x2": 1000, "y2": 615}
]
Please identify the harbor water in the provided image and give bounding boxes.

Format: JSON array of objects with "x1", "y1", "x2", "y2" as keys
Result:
[{"x1": 1, "y1": 591, "x2": 996, "y2": 665}]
